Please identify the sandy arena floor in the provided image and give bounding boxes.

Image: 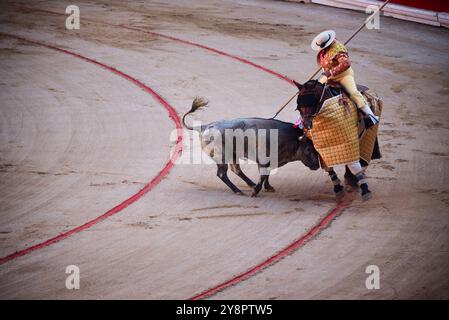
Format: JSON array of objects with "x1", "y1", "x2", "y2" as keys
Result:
[{"x1": 0, "y1": 0, "x2": 448, "y2": 299}]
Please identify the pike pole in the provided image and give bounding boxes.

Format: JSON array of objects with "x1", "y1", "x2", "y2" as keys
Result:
[{"x1": 271, "y1": 0, "x2": 391, "y2": 119}]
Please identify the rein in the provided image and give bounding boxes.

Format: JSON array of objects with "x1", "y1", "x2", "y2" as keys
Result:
[
  {"x1": 318, "y1": 82, "x2": 330, "y2": 105},
  {"x1": 301, "y1": 83, "x2": 331, "y2": 121},
  {"x1": 299, "y1": 83, "x2": 332, "y2": 140}
]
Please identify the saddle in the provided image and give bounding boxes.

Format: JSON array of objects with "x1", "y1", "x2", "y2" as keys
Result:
[{"x1": 327, "y1": 80, "x2": 369, "y2": 96}]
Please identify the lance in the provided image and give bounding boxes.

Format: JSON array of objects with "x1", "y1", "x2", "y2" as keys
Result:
[{"x1": 271, "y1": 0, "x2": 391, "y2": 119}]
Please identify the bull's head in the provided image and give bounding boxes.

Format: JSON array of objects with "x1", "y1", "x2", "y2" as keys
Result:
[{"x1": 298, "y1": 133, "x2": 320, "y2": 171}]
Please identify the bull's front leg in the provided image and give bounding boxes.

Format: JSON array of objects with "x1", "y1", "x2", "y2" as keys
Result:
[
  {"x1": 252, "y1": 165, "x2": 270, "y2": 197},
  {"x1": 263, "y1": 175, "x2": 275, "y2": 192},
  {"x1": 252, "y1": 175, "x2": 269, "y2": 197}
]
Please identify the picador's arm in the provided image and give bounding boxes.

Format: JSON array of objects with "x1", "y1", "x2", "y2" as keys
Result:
[{"x1": 328, "y1": 53, "x2": 351, "y2": 77}]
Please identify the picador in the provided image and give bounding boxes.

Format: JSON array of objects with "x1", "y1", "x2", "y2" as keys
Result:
[
  {"x1": 292, "y1": 30, "x2": 383, "y2": 201},
  {"x1": 312, "y1": 30, "x2": 379, "y2": 128}
]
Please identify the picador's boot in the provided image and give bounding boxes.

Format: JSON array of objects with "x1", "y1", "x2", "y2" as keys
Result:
[
  {"x1": 361, "y1": 105, "x2": 379, "y2": 129},
  {"x1": 355, "y1": 171, "x2": 372, "y2": 201}
]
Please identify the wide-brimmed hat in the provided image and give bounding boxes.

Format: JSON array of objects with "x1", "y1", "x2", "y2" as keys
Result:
[{"x1": 311, "y1": 30, "x2": 336, "y2": 51}]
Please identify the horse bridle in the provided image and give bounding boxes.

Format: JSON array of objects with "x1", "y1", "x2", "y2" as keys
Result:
[
  {"x1": 318, "y1": 82, "x2": 330, "y2": 105},
  {"x1": 297, "y1": 82, "x2": 333, "y2": 141},
  {"x1": 300, "y1": 82, "x2": 331, "y2": 120}
]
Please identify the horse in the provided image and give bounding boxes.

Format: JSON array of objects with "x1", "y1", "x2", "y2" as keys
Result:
[{"x1": 293, "y1": 79, "x2": 382, "y2": 201}]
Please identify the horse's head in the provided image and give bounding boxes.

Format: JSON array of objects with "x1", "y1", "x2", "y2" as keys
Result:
[{"x1": 293, "y1": 80, "x2": 325, "y2": 129}]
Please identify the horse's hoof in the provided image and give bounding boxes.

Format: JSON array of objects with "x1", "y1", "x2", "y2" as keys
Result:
[
  {"x1": 344, "y1": 177, "x2": 359, "y2": 190},
  {"x1": 265, "y1": 186, "x2": 275, "y2": 192},
  {"x1": 251, "y1": 192, "x2": 258, "y2": 197},
  {"x1": 335, "y1": 189, "x2": 346, "y2": 201},
  {"x1": 362, "y1": 191, "x2": 372, "y2": 201},
  {"x1": 235, "y1": 191, "x2": 244, "y2": 196}
]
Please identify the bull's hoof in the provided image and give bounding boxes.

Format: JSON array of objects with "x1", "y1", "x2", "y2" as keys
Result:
[
  {"x1": 252, "y1": 184, "x2": 263, "y2": 197},
  {"x1": 264, "y1": 186, "x2": 275, "y2": 192}
]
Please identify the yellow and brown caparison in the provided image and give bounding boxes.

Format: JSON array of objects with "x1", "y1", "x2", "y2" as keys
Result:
[{"x1": 306, "y1": 92, "x2": 382, "y2": 168}]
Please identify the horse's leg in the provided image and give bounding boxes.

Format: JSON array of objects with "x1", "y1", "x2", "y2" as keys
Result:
[
  {"x1": 216, "y1": 164, "x2": 243, "y2": 194},
  {"x1": 344, "y1": 165, "x2": 359, "y2": 190},
  {"x1": 229, "y1": 163, "x2": 256, "y2": 188},
  {"x1": 325, "y1": 167, "x2": 345, "y2": 201},
  {"x1": 347, "y1": 160, "x2": 372, "y2": 201}
]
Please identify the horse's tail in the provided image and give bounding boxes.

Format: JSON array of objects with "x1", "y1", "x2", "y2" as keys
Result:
[{"x1": 182, "y1": 97, "x2": 209, "y2": 131}]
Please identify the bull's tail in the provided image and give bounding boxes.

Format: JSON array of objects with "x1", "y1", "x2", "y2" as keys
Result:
[{"x1": 182, "y1": 97, "x2": 209, "y2": 131}]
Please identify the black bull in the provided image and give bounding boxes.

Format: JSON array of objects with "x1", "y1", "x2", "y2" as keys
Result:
[{"x1": 182, "y1": 98, "x2": 320, "y2": 197}]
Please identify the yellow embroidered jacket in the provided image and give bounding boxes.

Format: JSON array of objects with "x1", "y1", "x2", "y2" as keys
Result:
[{"x1": 316, "y1": 40, "x2": 351, "y2": 77}]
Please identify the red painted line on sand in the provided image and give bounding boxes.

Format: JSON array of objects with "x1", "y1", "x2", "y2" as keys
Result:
[
  {"x1": 0, "y1": 34, "x2": 183, "y2": 265},
  {"x1": 17, "y1": 6, "x2": 294, "y2": 85},
  {"x1": 5, "y1": 8, "x2": 350, "y2": 299},
  {"x1": 189, "y1": 202, "x2": 348, "y2": 300},
  {"x1": 118, "y1": 24, "x2": 294, "y2": 85}
]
